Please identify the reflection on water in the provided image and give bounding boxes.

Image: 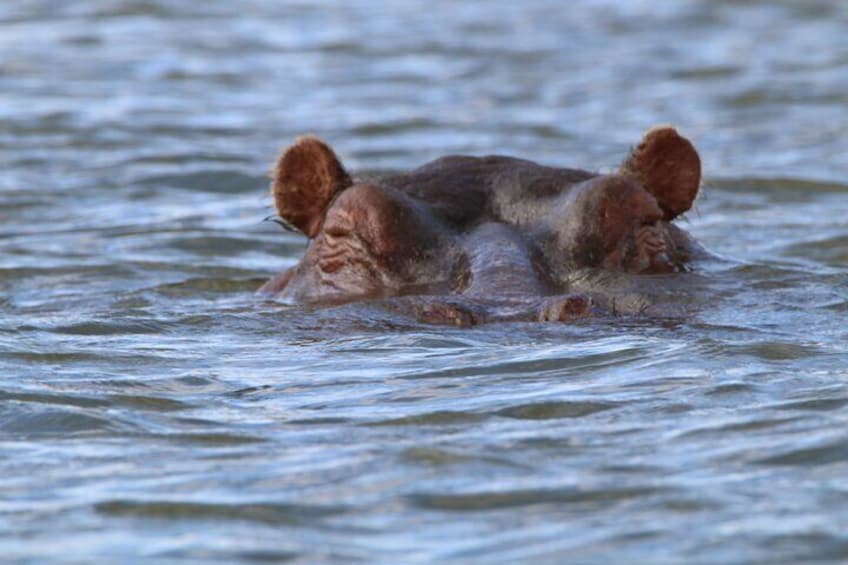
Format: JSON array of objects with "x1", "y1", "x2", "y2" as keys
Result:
[{"x1": 2, "y1": 0, "x2": 848, "y2": 562}]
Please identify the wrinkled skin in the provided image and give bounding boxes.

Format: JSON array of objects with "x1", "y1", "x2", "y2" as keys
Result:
[{"x1": 259, "y1": 126, "x2": 704, "y2": 325}]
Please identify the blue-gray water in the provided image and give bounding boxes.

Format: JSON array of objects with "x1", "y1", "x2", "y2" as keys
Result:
[{"x1": 2, "y1": 1, "x2": 848, "y2": 562}]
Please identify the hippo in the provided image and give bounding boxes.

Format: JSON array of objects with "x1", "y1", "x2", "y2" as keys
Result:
[{"x1": 258, "y1": 126, "x2": 704, "y2": 325}]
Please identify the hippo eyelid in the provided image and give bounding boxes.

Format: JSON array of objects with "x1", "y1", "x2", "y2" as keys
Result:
[
  {"x1": 324, "y1": 224, "x2": 351, "y2": 237},
  {"x1": 322, "y1": 207, "x2": 355, "y2": 237}
]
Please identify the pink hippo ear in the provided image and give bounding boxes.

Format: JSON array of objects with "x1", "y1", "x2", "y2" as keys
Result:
[
  {"x1": 271, "y1": 136, "x2": 353, "y2": 238},
  {"x1": 619, "y1": 126, "x2": 701, "y2": 221}
]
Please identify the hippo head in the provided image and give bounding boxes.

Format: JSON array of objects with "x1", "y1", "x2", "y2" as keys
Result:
[
  {"x1": 566, "y1": 175, "x2": 673, "y2": 273},
  {"x1": 544, "y1": 174, "x2": 674, "y2": 274},
  {"x1": 268, "y1": 137, "x2": 451, "y2": 302},
  {"x1": 547, "y1": 126, "x2": 701, "y2": 275},
  {"x1": 571, "y1": 126, "x2": 701, "y2": 274}
]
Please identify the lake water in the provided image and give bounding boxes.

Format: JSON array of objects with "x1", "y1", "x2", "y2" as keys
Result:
[{"x1": 2, "y1": 0, "x2": 848, "y2": 562}]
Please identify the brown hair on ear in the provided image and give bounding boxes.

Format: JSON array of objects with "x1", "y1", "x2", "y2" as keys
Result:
[
  {"x1": 619, "y1": 126, "x2": 701, "y2": 221},
  {"x1": 271, "y1": 136, "x2": 352, "y2": 238}
]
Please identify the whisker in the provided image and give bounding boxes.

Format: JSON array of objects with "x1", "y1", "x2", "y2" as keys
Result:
[{"x1": 262, "y1": 215, "x2": 302, "y2": 233}]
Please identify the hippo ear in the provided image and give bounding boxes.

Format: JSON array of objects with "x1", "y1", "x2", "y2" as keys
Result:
[
  {"x1": 619, "y1": 126, "x2": 701, "y2": 221},
  {"x1": 271, "y1": 136, "x2": 352, "y2": 238}
]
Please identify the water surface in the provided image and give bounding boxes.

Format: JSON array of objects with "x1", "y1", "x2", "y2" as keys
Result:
[{"x1": 2, "y1": 0, "x2": 848, "y2": 562}]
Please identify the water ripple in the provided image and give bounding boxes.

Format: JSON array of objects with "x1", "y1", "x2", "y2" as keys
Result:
[
  {"x1": 408, "y1": 485, "x2": 667, "y2": 511},
  {"x1": 95, "y1": 500, "x2": 345, "y2": 525},
  {"x1": 3, "y1": 0, "x2": 848, "y2": 562},
  {"x1": 495, "y1": 400, "x2": 618, "y2": 420}
]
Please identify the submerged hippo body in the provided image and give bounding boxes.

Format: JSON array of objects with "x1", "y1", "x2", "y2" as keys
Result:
[{"x1": 259, "y1": 126, "x2": 704, "y2": 325}]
